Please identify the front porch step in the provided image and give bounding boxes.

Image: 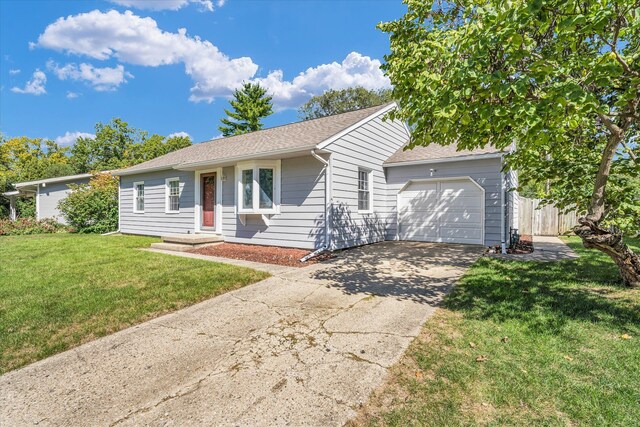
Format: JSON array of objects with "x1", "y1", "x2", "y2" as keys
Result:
[
  {"x1": 161, "y1": 233, "x2": 224, "y2": 245},
  {"x1": 150, "y1": 241, "x2": 223, "y2": 252}
]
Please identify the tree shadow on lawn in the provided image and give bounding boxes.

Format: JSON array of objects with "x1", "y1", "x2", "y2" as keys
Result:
[{"x1": 446, "y1": 250, "x2": 640, "y2": 335}]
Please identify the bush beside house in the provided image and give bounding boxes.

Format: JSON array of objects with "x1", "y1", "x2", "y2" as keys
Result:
[{"x1": 58, "y1": 174, "x2": 119, "y2": 234}]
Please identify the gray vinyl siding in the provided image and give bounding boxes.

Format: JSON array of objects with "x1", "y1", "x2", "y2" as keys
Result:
[
  {"x1": 221, "y1": 155, "x2": 326, "y2": 250},
  {"x1": 119, "y1": 170, "x2": 195, "y2": 236},
  {"x1": 385, "y1": 157, "x2": 504, "y2": 246},
  {"x1": 38, "y1": 178, "x2": 90, "y2": 224},
  {"x1": 325, "y1": 113, "x2": 410, "y2": 249}
]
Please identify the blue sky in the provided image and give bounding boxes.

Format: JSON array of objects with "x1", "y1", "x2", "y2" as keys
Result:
[{"x1": 0, "y1": 0, "x2": 405, "y2": 146}]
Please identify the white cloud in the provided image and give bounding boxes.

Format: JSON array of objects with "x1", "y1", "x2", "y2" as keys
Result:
[
  {"x1": 55, "y1": 131, "x2": 95, "y2": 146},
  {"x1": 34, "y1": 10, "x2": 389, "y2": 108},
  {"x1": 255, "y1": 52, "x2": 391, "y2": 109},
  {"x1": 167, "y1": 131, "x2": 191, "y2": 139},
  {"x1": 36, "y1": 10, "x2": 257, "y2": 102},
  {"x1": 108, "y1": 0, "x2": 223, "y2": 12},
  {"x1": 9, "y1": 69, "x2": 21, "y2": 75},
  {"x1": 11, "y1": 69, "x2": 47, "y2": 95},
  {"x1": 66, "y1": 91, "x2": 80, "y2": 99},
  {"x1": 47, "y1": 60, "x2": 132, "y2": 91}
]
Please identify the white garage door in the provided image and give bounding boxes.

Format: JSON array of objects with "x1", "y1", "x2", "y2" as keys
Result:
[{"x1": 398, "y1": 178, "x2": 484, "y2": 245}]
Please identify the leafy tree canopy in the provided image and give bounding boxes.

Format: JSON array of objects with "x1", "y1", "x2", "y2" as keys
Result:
[
  {"x1": 298, "y1": 87, "x2": 394, "y2": 120},
  {"x1": 379, "y1": 0, "x2": 639, "y2": 285},
  {"x1": 218, "y1": 82, "x2": 274, "y2": 137},
  {"x1": 0, "y1": 120, "x2": 193, "y2": 219}
]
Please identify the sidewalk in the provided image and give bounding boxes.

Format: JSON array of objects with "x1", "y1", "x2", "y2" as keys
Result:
[{"x1": 490, "y1": 236, "x2": 579, "y2": 261}]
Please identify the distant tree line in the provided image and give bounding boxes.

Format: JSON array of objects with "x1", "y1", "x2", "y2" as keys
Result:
[{"x1": 0, "y1": 118, "x2": 191, "y2": 219}]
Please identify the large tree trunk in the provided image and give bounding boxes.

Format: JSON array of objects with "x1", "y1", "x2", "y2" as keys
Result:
[
  {"x1": 574, "y1": 219, "x2": 640, "y2": 287},
  {"x1": 574, "y1": 115, "x2": 640, "y2": 287}
]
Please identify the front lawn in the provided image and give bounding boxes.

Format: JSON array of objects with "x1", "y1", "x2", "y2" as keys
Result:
[
  {"x1": 353, "y1": 237, "x2": 640, "y2": 426},
  {"x1": 0, "y1": 234, "x2": 269, "y2": 373}
]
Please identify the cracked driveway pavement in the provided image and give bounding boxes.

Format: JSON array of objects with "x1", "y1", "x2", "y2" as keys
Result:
[{"x1": 0, "y1": 241, "x2": 481, "y2": 426}]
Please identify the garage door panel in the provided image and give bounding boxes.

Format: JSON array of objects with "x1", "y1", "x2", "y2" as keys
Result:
[
  {"x1": 399, "y1": 199, "x2": 439, "y2": 211},
  {"x1": 398, "y1": 225, "x2": 439, "y2": 241},
  {"x1": 438, "y1": 211, "x2": 482, "y2": 224},
  {"x1": 398, "y1": 179, "x2": 483, "y2": 245}
]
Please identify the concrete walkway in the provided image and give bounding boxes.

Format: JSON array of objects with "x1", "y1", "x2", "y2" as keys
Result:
[
  {"x1": 0, "y1": 242, "x2": 481, "y2": 427},
  {"x1": 491, "y1": 236, "x2": 579, "y2": 261}
]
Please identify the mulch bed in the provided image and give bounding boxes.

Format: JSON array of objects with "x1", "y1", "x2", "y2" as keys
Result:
[
  {"x1": 507, "y1": 234, "x2": 534, "y2": 254},
  {"x1": 190, "y1": 243, "x2": 333, "y2": 267}
]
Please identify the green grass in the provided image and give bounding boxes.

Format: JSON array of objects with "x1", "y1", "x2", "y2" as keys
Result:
[
  {"x1": 0, "y1": 234, "x2": 269, "y2": 373},
  {"x1": 357, "y1": 237, "x2": 640, "y2": 426}
]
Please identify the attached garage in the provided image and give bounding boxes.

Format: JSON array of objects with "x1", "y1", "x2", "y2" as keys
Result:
[
  {"x1": 397, "y1": 177, "x2": 484, "y2": 245},
  {"x1": 383, "y1": 138, "x2": 517, "y2": 249}
]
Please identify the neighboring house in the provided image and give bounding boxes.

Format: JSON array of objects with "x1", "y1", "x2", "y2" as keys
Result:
[
  {"x1": 4, "y1": 173, "x2": 94, "y2": 223},
  {"x1": 114, "y1": 103, "x2": 518, "y2": 251}
]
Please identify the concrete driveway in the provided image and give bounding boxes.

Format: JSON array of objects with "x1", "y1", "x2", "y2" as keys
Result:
[{"x1": 0, "y1": 241, "x2": 481, "y2": 426}]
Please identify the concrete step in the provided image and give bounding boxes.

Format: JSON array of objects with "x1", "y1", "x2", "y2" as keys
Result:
[
  {"x1": 161, "y1": 233, "x2": 224, "y2": 245},
  {"x1": 150, "y1": 241, "x2": 223, "y2": 252}
]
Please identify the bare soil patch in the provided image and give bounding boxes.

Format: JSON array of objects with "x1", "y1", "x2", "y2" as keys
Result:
[{"x1": 191, "y1": 243, "x2": 333, "y2": 267}]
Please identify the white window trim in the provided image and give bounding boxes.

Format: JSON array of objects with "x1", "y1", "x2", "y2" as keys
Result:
[
  {"x1": 235, "y1": 160, "x2": 281, "y2": 215},
  {"x1": 133, "y1": 181, "x2": 145, "y2": 214},
  {"x1": 165, "y1": 177, "x2": 181, "y2": 214},
  {"x1": 357, "y1": 168, "x2": 374, "y2": 214}
]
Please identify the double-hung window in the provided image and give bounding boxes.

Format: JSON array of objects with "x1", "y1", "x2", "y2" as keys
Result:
[
  {"x1": 166, "y1": 178, "x2": 180, "y2": 213},
  {"x1": 358, "y1": 168, "x2": 373, "y2": 213},
  {"x1": 237, "y1": 161, "x2": 280, "y2": 214},
  {"x1": 133, "y1": 182, "x2": 144, "y2": 213}
]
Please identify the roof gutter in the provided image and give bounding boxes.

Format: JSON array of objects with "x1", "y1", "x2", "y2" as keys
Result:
[
  {"x1": 112, "y1": 164, "x2": 179, "y2": 177},
  {"x1": 383, "y1": 152, "x2": 504, "y2": 168}
]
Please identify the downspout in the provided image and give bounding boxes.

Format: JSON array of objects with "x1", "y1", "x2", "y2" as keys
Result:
[
  {"x1": 303, "y1": 149, "x2": 332, "y2": 261},
  {"x1": 36, "y1": 184, "x2": 40, "y2": 221},
  {"x1": 500, "y1": 155, "x2": 507, "y2": 254}
]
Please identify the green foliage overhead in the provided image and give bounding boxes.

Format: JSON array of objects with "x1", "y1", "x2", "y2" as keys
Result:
[
  {"x1": 57, "y1": 173, "x2": 119, "y2": 234},
  {"x1": 298, "y1": 87, "x2": 394, "y2": 120},
  {"x1": 218, "y1": 82, "x2": 274, "y2": 137},
  {"x1": 71, "y1": 118, "x2": 192, "y2": 173},
  {"x1": 379, "y1": 0, "x2": 639, "y2": 234}
]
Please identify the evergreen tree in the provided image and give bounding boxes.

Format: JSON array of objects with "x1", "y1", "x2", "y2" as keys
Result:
[{"x1": 219, "y1": 83, "x2": 273, "y2": 137}]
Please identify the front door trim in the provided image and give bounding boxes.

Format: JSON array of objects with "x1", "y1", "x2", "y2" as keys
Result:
[{"x1": 194, "y1": 167, "x2": 222, "y2": 234}]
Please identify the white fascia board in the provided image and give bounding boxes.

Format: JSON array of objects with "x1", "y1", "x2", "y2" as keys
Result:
[
  {"x1": 383, "y1": 152, "x2": 504, "y2": 168},
  {"x1": 316, "y1": 102, "x2": 398, "y2": 151},
  {"x1": 174, "y1": 146, "x2": 316, "y2": 171},
  {"x1": 113, "y1": 165, "x2": 178, "y2": 176},
  {"x1": 14, "y1": 172, "x2": 95, "y2": 188}
]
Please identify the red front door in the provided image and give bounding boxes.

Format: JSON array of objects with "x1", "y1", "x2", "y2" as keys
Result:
[{"x1": 202, "y1": 173, "x2": 216, "y2": 227}]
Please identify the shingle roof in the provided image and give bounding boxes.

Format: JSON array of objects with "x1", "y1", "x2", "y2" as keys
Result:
[
  {"x1": 384, "y1": 142, "x2": 503, "y2": 165},
  {"x1": 117, "y1": 103, "x2": 394, "y2": 175}
]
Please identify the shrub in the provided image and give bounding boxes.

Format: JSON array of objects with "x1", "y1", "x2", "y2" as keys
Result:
[
  {"x1": 58, "y1": 173, "x2": 119, "y2": 234},
  {"x1": 0, "y1": 217, "x2": 70, "y2": 236},
  {"x1": 15, "y1": 197, "x2": 36, "y2": 218}
]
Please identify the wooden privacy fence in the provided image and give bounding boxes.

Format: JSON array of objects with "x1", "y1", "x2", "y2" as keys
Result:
[{"x1": 519, "y1": 198, "x2": 580, "y2": 236}]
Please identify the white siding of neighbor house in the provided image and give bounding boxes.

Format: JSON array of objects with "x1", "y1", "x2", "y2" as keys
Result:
[
  {"x1": 385, "y1": 157, "x2": 504, "y2": 247},
  {"x1": 324, "y1": 113, "x2": 410, "y2": 249},
  {"x1": 221, "y1": 155, "x2": 326, "y2": 250},
  {"x1": 119, "y1": 170, "x2": 195, "y2": 236},
  {"x1": 38, "y1": 179, "x2": 91, "y2": 224}
]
